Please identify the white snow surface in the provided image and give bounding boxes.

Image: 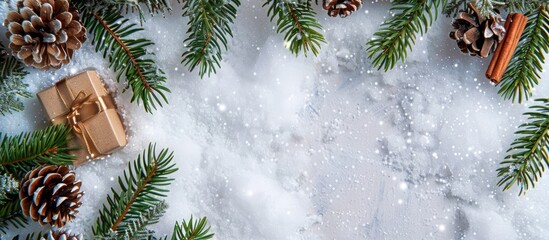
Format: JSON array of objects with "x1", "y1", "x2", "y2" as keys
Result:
[{"x1": 2, "y1": 1, "x2": 549, "y2": 239}]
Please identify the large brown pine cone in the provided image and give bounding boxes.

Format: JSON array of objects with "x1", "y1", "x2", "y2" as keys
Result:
[
  {"x1": 19, "y1": 165, "x2": 83, "y2": 228},
  {"x1": 41, "y1": 230, "x2": 82, "y2": 240},
  {"x1": 4, "y1": 0, "x2": 86, "y2": 69},
  {"x1": 323, "y1": 0, "x2": 362, "y2": 18},
  {"x1": 449, "y1": 3, "x2": 505, "y2": 58}
]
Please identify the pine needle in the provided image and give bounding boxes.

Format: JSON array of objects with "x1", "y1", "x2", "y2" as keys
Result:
[
  {"x1": 498, "y1": 98, "x2": 549, "y2": 195},
  {"x1": 367, "y1": 0, "x2": 446, "y2": 71},
  {"x1": 93, "y1": 144, "x2": 177, "y2": 238},
  {"x1": 498, "y1": 4, "x2": 549, "y2": 103},
  {"x1": 74, "y1": 3, "x2": 170, "y2": 113},
  {"x1": 0, "y1": 124, "x2": 74, "y2": 178},
  {"x1": 181, "y1": 0, "x2": 240, "y2": 78},
  {"x1": 264, "y1": 0, "x2": 326, "y2": 57},
  {"x1": 0, "y1": 43, "x2": 30, "y2": 116}
]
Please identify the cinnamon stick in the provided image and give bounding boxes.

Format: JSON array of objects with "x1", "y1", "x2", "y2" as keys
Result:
[
  {"x1": 489, "y1": 14, "x2": 528, "y2": 83},
  {"x1": 486, "y1": 14, "x2": 514, "y2": 79}
]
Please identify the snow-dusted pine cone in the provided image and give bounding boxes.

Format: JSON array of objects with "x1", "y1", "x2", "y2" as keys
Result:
[
  {"x1": 19, "y1": 165, "x2": 83, "y2": 228},
  {"x1": 41, "y1": 230, "x2": 82, "y2": 240},
  {"x1": 3, "y1": 0, "x2": 86, "y2": 69},
  {"x1": 323, "y1": 0, "x2": 362, "y2": 18},
  {"x1": 449, "y1": 3, "x2": 505, "y2": 58}
]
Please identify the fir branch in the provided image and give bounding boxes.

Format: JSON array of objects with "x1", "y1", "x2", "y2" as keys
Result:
[
  {"x1": 473, "y1": 0, "x2": 499, "y2": 18},
  {"x1": 93, "y1": 144, "x2": 177, "y2": 238},
  {"x1": 0, "y1": 43, "x2": 30, "y2": 116},
  {"x1": 89, "y1": 0, "x2": 172, "y2": 22},
  {"x1": 367, "y1": 0, "x2": 446, "y2": 71},
  {"x1": 108, "y1": 0, "x2": 172, "y2": 15},
  {"x1": 181, "y1": 0, "x2": 240, "y2": 77},
  {"x1": 74, "y1": 4, "x2": 170, "y2": 113},
  {"x1": 444, "y1": 0, "x2": 467, "y2": 17},
  {"x1": 0, "y1": 124, "x2": 74, "y2": 178},
  {"x1": 498, "y1": 5, "x2": 549, "y2": 103},
  {"x1": 117, "y1": 200, "x2": 168, "y2": 239},
  {"x1": 171, "y1": 216, "x2": 214, "y2": 240},
  {"x1": 264, "y1": 0, "x2": 326, "y2": 57},
  {"x1": 11, "y1": 232, "x2": 44, "y2": 240},
  {"x1": 498, "y1": 99, "x2": 549, "y2": 195},
  {"x1": 503, "y1": 0, "x2": 547, "y2": 13},
  {"x1": 0, "y1": 199, "x2": 27, "y2": 234}
]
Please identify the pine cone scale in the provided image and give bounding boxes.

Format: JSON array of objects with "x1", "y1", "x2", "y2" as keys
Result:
[{"x1": 57, "y1": 12, "x2": 72, "y2": 26}]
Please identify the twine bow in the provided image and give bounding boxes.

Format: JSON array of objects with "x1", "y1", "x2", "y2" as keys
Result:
[{"x1": 51, "y1": 88, "x2": 115, "y2": 158}]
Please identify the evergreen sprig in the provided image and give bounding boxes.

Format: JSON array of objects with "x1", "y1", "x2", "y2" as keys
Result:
[
  {"x1": 264, "y1": 0, "x2": 325, "y2": 57},
  {"x1": 0, "y1": 199, "x2": 27, "y2": 234},
  {"x1": 181, "y1": 0, "x2": 240, "y2": 78},
  {"x1": 170, "y1": 216, "x2": 214, "y2": 240},
  {"x1": 117, "y1": 200, "x2": 168, "y2": 239},
  {"x1": 93, "y1": 144, "x2": 177, "y2": 238},
  {"x1": 0, "y1": 124, "x2": 74, "y2": 178},
  {"x1": 0, "y1": 44, "x2": 30, "y2": 116},
  {"x1": 498, "y1": 5, "x2": 549, "y2": 103},
  {"x1": 1, "y1": 173, "x2": 28, "y2": 235},
  {"x1": 11, "y1": 232, "x2": 45, "y2": 240},
  {"x1": 444, "y1": 0, "x2": 467, "y2": 17},
  {"x1": 74, "y1": 4, "x2": 170, "y2": 113},
  {"x1": 109, "y1": 0, "x2": 172, "y2": 16},
  {"x1": 368, "y1": 0, "x2": 447, "y2": 71},
  {"x1": 504, "y1": 0, "x2": 547, "y2": 13},
  {"x1": 498, "y1": 99, "x2": 549, "y2": 195}
]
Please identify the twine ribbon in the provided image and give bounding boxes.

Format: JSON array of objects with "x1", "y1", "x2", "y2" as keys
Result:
[{"x1": 51, "y1": 79, "x2": 116, "y2": 158}]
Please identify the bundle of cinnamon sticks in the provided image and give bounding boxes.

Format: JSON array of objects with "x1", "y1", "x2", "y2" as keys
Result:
[{"x1": 486, "y1": 13, "x2": 528, "y2": 84}]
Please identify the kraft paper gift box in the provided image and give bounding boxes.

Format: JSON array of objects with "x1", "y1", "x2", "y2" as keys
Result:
[{"x1": 37, "y1": 70, "x2": 127, "y2": 165}]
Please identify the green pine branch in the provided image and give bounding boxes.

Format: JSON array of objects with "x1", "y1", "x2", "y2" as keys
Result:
[
  {"x1": 88, "y1": 0, "x2": 172, "y2": 22},
  {"x1": 0, "y1": 124, "x2": 74, "y2": 178},
  {"x1": 473, "y1": 0, "x2": 499, "y2": 17},
  {"x1": 498, "y1": 99, "x2": 549, "y2": 195},
  {"x1": 12, "y1": 232, "x2": 45, "y2": 240},
  {"x1": 498, "y1": 5, "x2": 549, "y2": 103},
  {"x1": 264, "y1": 0, "x2": 325, "y2": 57},
  {"x1": 93, "y1": 143, "x2": 177, "y2": 238},
  {"x1": 444, "y1": 0, "x2": 467, "y2": 17},
  {"x1": 368, "y1": 0, "x2": 447, "y2": 71},
  {"x1": 74, "y1": 4, "x2": 170, "y2": 113},
  {"x1": 503, "y1": 0, "x2": 547, "y2": 13},
  {"x1": 0, "y1": 199, "x2": 27, "y2": 234},
  {"x1": 171, "y1": 216, "x2": 214, "y2": 240},
  {"x1": 181, "y1": 0, "x2": 240, "y2": 78},
  {"x1": 108, "y1": 0, "x2": 172, "y2": 15},
  {"x1": 117, "y1": 200, "x2": 168, "y2": 239},
  {"x1": 0, "y1": 43, "x2": 30, "y2": 116}
]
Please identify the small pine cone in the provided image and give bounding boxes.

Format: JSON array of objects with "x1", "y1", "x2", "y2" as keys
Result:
[
  {"x1": 323, "y1": 0, "x2": 362, "y2": 18},
  {"x1": 41, "y1": 230, "x2": 82, "y2": 240},
  {"x1": 449, "y1": 3, "x2": 505, "y2": 58},
  {"x1": 4, "y1": 0, "x2": 86, "y2": 69},
  {"x1": 19, "y1": 165, "x2": 83, "y2": 228}
]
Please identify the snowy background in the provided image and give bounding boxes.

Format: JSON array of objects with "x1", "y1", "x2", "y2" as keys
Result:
[{"x1": 2, "y1": 0, "x2": 549, "y2": 239}]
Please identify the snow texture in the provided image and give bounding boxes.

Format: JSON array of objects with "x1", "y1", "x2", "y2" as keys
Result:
[{"x1": 2, "y1": 1, "x2": 549, "y2": 239}]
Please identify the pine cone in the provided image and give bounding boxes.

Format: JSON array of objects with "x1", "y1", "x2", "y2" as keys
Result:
[
  {"x1": 449, "y1": 3, "x2": 505, "y2": 58},
  {"x1": 4, "y1": 0, "x2": 86, "y2": 69},
  {"x1": 323, "y1": 0, "x2": 362, "y2": 18},
  {"x1": 41, "y1": 230, "x2": 82, "y2": 240},
  {"x1": 19, "y1": 165, "x2": 83, "y2": 228}
]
